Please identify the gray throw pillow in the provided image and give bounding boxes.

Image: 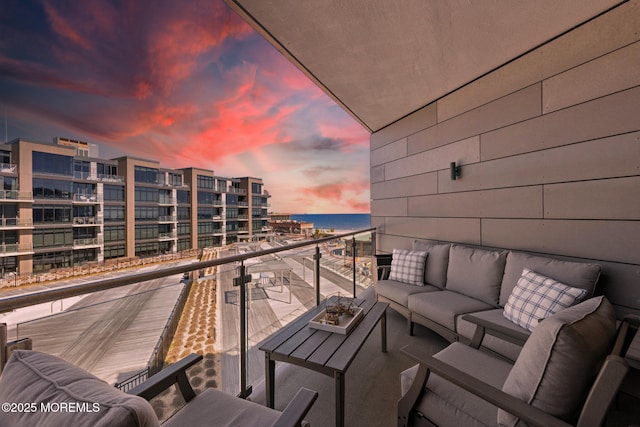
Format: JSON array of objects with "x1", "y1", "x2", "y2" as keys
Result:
[{"x1": 498, "y1": 296, "x2": 616, "y2": 426}]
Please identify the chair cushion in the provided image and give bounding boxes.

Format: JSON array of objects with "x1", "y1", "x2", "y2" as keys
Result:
[
  {"x1": 412, "y1": 240, "x2": 451, "y2": 288},
  {"x1": 498, "y1": 296, "x2": 616, "y2": 426},
  {"x1": 163, "y1": 388, "x2": 281, "y2": 427},
  {"x1": 415, "y1": 342, "x2": 512, "y2": 427},
  {"x1": 445, "y1": 245, "x2": 507, "y2": 306},
  {"x1": 499, "y1": 251, "x2": 600, "y2": 306},
  {"x1": 503, "y1": 268, "x2": 589, "y2": 332},
  {"x1": 0, "y1": 350, "x2": 159, "y2": 427},
  {"x1": 389, "y1": 249, "x2": 427, "y2": 285}
]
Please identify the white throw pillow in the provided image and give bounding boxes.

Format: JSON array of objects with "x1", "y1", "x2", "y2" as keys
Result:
[
  {"x1": 389, "y1": 249, "x2": 427, "y2": 286},
  {"x1": 503, "y1": 268, "x2": 588, "y2": 331}
]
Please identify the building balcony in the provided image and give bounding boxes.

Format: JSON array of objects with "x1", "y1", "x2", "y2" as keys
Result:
[
  {"x1": 0, "y1": 163, "x2": 17, "y2": 174},
  {"x1": 0, "y1": 218, "x2": 33, "y2": 229},
  {"x1": 158, "y1": 231, "x2": 177, "y2": 240},
  {"x1": 237, "y1": 215, "x2": 249, "y2": 220},
  {"x1": 72, "y1": 217, "x2": 101, "y2": 226},
  {"x1": 72, "y1": 237, "x2": 102, "y2": 248},
  {"x1": 0, "y1": 190, "x2": 33, "y2": 201},
  {"x1": 158, "y1": 215, "x2": 177, "y2": 223},
  {"x1": 0, "y1": 243, "x2": 34, "y2": 255},
  {"x1": 72, "y1": 194, "x2": 102, "y2": 203}
]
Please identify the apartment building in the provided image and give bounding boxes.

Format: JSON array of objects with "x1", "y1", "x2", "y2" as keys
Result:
[{"x1": 0, "y1": 137, "x2": 271, "y2": 275}]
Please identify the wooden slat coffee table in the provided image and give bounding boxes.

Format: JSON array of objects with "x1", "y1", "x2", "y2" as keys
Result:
[{"x1": 259, "y1": 296, "x2": 388, "y2": 427}]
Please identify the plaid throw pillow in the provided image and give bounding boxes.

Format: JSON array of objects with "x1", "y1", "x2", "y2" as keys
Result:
[
  {"x1": 389, "y1": 249, "x2": 427, "y2": 286},
  {"x1": 503, "y1": 268, "x2": 588, "y2": 331}
]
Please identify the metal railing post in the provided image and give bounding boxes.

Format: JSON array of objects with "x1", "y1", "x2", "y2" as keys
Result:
[
  {"x1": 352, "y1": 237, "x2": 357, "y2": 297},
  {"x1": 234, "y1": 261, "x2": 251, "y2": 398},
  {"x1": 314, "y1": 245, "x2": 321, "y2": 306}
]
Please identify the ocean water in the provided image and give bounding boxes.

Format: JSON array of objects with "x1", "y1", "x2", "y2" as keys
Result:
[{"x1": 290, "y1": 213, "x2": 371, "y2": 231}]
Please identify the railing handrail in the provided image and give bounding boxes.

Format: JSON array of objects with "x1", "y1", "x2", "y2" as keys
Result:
[{"x1": 0, "y1": 227, "x2": 375, "y2": 313}]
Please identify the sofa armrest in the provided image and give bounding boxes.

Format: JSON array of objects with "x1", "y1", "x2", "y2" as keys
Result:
[
  {"x1": 272, "y1": 387, "x2": 318, "y2": 427},
  {"x1": 462, "y1": 313, "x2": 529, "y2": 349},
  {"x1": 128, "y1": 353, "x2": 203, "y2": 402},
  {"x1": 376, "y1": 253, "x2": 393, "y2": 280},
  {"x1": 401, "y1": 344, "x2": 572, "y2": 427}
]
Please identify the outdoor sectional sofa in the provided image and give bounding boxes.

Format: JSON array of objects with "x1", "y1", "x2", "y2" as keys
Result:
[{"x1": 376, "y1": 239, "x2": 602, "y2": 361}]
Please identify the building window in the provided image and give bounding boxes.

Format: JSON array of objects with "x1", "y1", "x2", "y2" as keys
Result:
[
  {"x1": 197, "y1": 236, "x2": 214, "y2": 249},
  {"x1": 104, "y1": 244, "x2": 125, "y2": 260},
  {"x1": 177, "y1": 190, "x2": 190, "y2": 204},
  {"x1": 0, "y1": 256, "x2": 17, "y2": 275},
  {"x1": 197, "y1": 191, "x2": 214, "y2": 204},
  {"x1": 32, "y1": 178, "x2": 73, "y2": 199},
  {"x1": 33, "y1": 250, "x2": 72, "y2": 272},
  {"x1": 177, "y1": 238, "x2": 191, "y2": 251},
  {"x1": 32, "y1": 152, "x2": 73, "y2": 176},
  {"x1": 104, "y1": 226, "x2": 125, "y2": 242},
  {"x1": 97, "y1": 163, "x2": 117, "y2": 176},
  {"x1": 177, "y1": 223, "x2": 190, "y2": 236},
  {"x1": 104, "y1": 185, "x2": 125, "y2": 201},
  {"x1": 135, "y1": 242, "x2": 159, "y2": 257},
  {"x1": 177, "y1": 207, "x2": 190, "y2": 220},
  {"x1": 32, "y1": 205, "x2": 72, "y2": 224},
  {"x1": 135, "y1": 224, "x2": 158, "y2": 240},
  {"x1": 197, "y1": 175, "x2": 214, "y2": 189},
  {"x1": 134, "y1": 166, "x2": 158, "y2": 184},
  {"x1": 104, "y1": 206, "x2": 125, "y2": 222},
  {"x1": 135, "y1": 206, "x2": 159, "y2": 221},
  {"x1": 32, "y1": 229, "x2": 72, "y2": 248},
  {"x1": 135, "y1": 186, "x2": 159, "y2": 203}
]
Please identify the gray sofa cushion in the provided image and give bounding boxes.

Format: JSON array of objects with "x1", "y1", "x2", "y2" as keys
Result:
[
  {"x1": 499, "y1": 251, "x2": 601, "y2": 306},
  {"x1": 498, "y1": 296, "x2": 616, "y2": 426},
  {"x1": 414, "y1": 342, "x2": 512, "y2": 427},
  {"x1": 445, "y1": 245, "x2": 507, "y2": 306},
  {"x1": 377, "y1": 279, "x2": 440, "y2": 307},
  {"x1": 412, "y1": 240, "x2": 451, "y2": 288},
  {"x1": 456, "y1": 309, "x2": 525, "y2": 361},
  {"x1": 164, "y1": 388, "x2": 280, "y2": 427},
  {"x1": 0, "y1": 350, "x2": 159, "y2": 427},
  {"x1": 408, "y1": 290, "x2": 493, "y2": 331}
]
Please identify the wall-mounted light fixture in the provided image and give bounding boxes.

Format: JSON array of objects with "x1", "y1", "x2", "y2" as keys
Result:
[{"x1": 450, "y1": 162, "x2": 461, "y2": 180}]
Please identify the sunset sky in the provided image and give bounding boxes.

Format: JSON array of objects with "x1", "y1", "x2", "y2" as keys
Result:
[{"x1": 0, "y1": 0, "x2": 371, "y2": 213}]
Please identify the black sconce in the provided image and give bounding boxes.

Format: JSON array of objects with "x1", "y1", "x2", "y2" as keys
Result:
[{"x1": 450, "y1": 162, "x2": 461, "y2": 180}]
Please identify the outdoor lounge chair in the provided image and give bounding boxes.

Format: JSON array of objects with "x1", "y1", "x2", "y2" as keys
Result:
[
  {"x1": 0, "y1": 350, "x2": 317, "y2": 427},
  {"x1": 397, "y1": 296, "x2": 637, "y2": 427}
]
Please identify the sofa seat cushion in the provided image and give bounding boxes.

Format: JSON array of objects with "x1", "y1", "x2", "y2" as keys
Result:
[
  {"x1": 446, "y1": 245, "x2": 507, "y2": 306},
  {"x1": 408, "y1": 290, "x2": 493, "y2": 331},
  {"x1": 377, "y1": 279, "x2": 440, "y2": 307},
  {"x1": 163, "y1": 388, "x2": 280, "y2": 427},
  {"x1": 456, "y1": 309, "x2": 527, "y2": 362},
  {"x1": 499, "y1": 296, "x2": 616, "y2": 426},
  {"x1": 0, "y1": 350, "x2": 159, "y2": 427},
  {"x1": 389, "y1": 249, "x2": 428, "y2": 285},
  {"x1": 499, "y1": 251, "x2": 601, "y2": 306},
  {"x1": 412, "y1": 240, "x2": 451, "y2": 289},
  {"x1": 414, "y1": 342, "x2": 512, "y2": 427},
  {"x1": 503, "y1": 268, "x2": 588, "y2": 332}
]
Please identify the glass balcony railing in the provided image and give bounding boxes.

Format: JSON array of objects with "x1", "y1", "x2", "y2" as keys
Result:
[{"x1": 0, "y1": 228, "x2": 376, "y2": 411}]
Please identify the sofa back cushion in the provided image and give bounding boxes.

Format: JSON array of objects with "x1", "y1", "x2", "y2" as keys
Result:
[
  {"x1": 498, "y1": 296, "x2": 616, "y2": 426},
  {"x1": 412, "y1": 240, "x2": 451, "y2": 288},
  {"x1": 499, "y1": 251, "x2": 601, "y2": 306},
  {"x1": 0, "y1": 350, "x2": 160, "y2": 427},
  {"x1": 445, "y1": 245, "x2": 507, "y2": 306}
]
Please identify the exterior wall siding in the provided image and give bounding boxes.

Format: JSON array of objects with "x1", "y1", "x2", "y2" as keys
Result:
[{"x1": 370, "y1": 1, "x2": 640, "y2": 315}]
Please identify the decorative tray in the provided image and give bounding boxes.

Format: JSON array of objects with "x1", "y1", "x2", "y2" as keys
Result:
[{"x1": 308, "y1": 306, "x2": 364, "y2": 335}]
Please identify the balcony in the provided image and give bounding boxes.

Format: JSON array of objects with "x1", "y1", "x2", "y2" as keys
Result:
[
  {"x1": 158, "y1": 231, "x2": 177, "y2": 240},
  {"x1": 72, "y1": 237, "x2": 102, "y2": 248},
  {"x1": 72, "y1": 217, "x2": 101, "y2": 226},
  {"x1": 0, "y1": 163, "x2": 17, "y2": 173},
  {"x1": 0, "y1": 243, "x2": 33, "y2": 255},
  {"x1": 0, "y1": 190, "x2": 33, "y2": 201},
  {"x1": 72, "y1": 194, "x2": 101, "y2": 203},
  {"x1": 158, "y1": 214, "x2": 177, "y2": 222},
  {"x1": 0, "y1": 218, "x2": 33, "y2": 229},
  {"x1": 0, "y1": 230, "x2": 389, "y2": 423}
]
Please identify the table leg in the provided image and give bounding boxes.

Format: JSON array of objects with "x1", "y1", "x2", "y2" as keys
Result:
[
  {"x1": 335, "y1": 371, "x2": 345, "y2": 427},
  {"x1": 381, "y1": 309, "x2": 387, "y2": 353},
  {"x1": 265, "y1": 353, "x2": 275, "y2": 408}
]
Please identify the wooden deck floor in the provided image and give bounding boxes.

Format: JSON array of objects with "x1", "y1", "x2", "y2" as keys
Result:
[{"x1": 15, "y1": 263, "x2": 188, "y2": 384}]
